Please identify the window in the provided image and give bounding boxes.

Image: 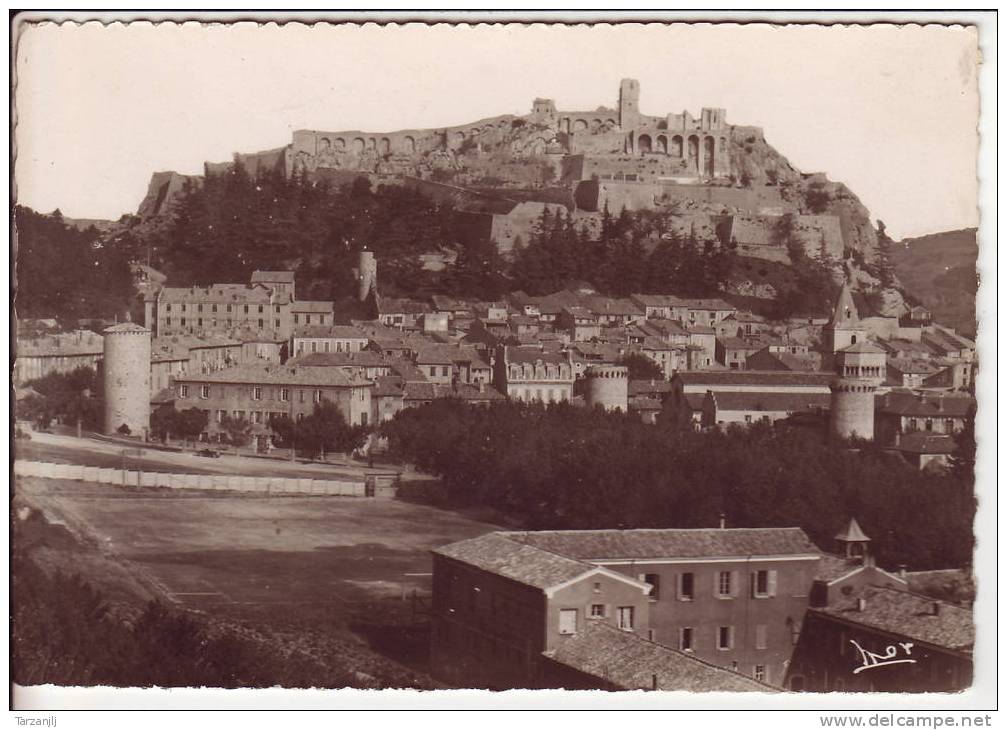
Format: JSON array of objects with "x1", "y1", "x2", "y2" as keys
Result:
[
  {"x1": 559, "y1": 609, "x2": 578, "y2": 635},
  {"x1": 616, "y1": 606, "x2": 634, "y2": 631},
  {"x1": 294, "y1": 314, "x2": 300, "y2": 325},
  {"x1": 638, "y1": 573, "x2": 660, "y2": 600},
  {"x1": 299, "y1": 390, "x2": 305, "y2": 403},
  {"x1": 593, "y1": 581, "x2": 602, "y2": 594},
  {"x1": 252, "y1": 387, "x2": 262, "y2": 401},
  {"x1": 200, "y1": 385, "x2": 210, "y2": 399},
  {"x1": 197, "y1": 304, "x2": 203, "y2": 313},
  {"x1": 179, "y1": 385, "x2": 189, "y2": 397},
  {"x1": 180, "y1": 317, "x2": 186, "y2": 326},
  {"x1": 718, "y1": 571, "x2": 732, "y2": 597},
  {"x1": 311, "y1": 342, "x2": 317, "y2": 353},
  {"x1": 313, "y1": 389, "x2": 322, "y2": 403},
  {"x1": 280, "y1": 388, "x2": 289, "y2": 402},
  {"x1": 679, "y1": 572, "x2": 695, "y2": 600},
  {"x1": 442, "y1": 366, "x2": 450, "y2": 377},
  {"x1": 166, "y1": 317, "x2": 172, "y2": 326},
  {"x1": 216, "y1": 410, "x2": 224, "y2": 423},
  {"x1": 306, "y1": 315, "x2": 312, "y2": 325},
  {"x1": 718, "y1": 626, "x2": 734, "y2": 650},
  {"x1": 755, "y1": 665, "x2": 767, "y2": 682},
  {"x1": 679, "y1": 627, "x2": 694, "y2": 651},
  {"x1": 755, "y1": 624, "x2": 768, "y2": 650},
  {"x1": 429, "y1": 367, "x2": 437, "y2": 377},
  {"x1": 589, "y1": 604, "x2": 606, "y2": 619},
  {"x1": 212, "y1": 304, "x2": 217, "y2": 313},
  {"x1": 166, "y1": 304, "x2": 172, "y2": 312},
  {"x1": 324, "y1": 342, "x2": 330, "y2": 353},
  {"x1": 744, "y1": 414, "x2": 752, "y2": 423},
  {"x1": 258, "y1": 305, "x2": 263, "y2": 313},
  {"x1": 258, "y1": 319, "x2": 264, "y2": 329},
  {"x1": 754, "y1": 570, "x2": 769, "y2": 597},
  {"x1": 181, "y1": 304, "x2": 187, "y2": 312},
  {"x1": 274, "y1": 305, "x2": 280, "y2": 314},
  {"x1": 244, "y1": 305, "x2": 249, "y2": 314}
]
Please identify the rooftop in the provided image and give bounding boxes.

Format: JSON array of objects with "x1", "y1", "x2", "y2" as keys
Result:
[
  {"x1": 676, "y1": 370, "x2": 832, "y2": 388},
  {"x1": 501, "y1": 527, "x2": 821, "y2": 561},
  {"x1": 812, "y1": 585, "x2": 973, "y2": 653},
  {"x1": 875, "y1": 390, "x2": 975, "y2": 418},
  {"x1": 174, "y1": 363, "x2": 370, "y2": 388},
  {"x1": 707, "y1": 391, "x2": 831, "y2": 413},
  {"x1": 547, "y1": 621, "x2": 774, "y2": 693},
  {"x1": 895, "y1": 432, "x2": 958, "y2": 455}
]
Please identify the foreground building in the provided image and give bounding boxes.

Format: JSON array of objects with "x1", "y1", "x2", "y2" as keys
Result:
[{"x1": 432, "y1": 527, "x2": 821, "y2": 689}]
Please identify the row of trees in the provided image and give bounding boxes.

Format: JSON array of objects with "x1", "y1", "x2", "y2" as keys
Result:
[
  {"x1": 18, "y1": 366, "x2": 102, "y2": 431},
  {"x1": 381, "y1": 400, "x2": 975, "y2": 571},
  {"x1": 15, "y1": 206, "x2": 134, "y2": 322}
]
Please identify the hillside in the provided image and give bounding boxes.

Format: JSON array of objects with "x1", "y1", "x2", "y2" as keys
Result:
[{"x1": 890, "y1": 228, "x2": 978, "y2": 337}]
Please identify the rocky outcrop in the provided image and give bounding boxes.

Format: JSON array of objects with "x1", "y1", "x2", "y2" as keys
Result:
[{"x1": 136, "y1": 170, "x2": 200, "y2": 219}]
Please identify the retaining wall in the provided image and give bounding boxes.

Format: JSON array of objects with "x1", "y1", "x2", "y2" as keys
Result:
[{"x1": 13, "y1": 460, "x2": 376, "y2": 497}]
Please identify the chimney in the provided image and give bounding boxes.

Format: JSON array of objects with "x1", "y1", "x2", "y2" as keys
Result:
[
  {"x1": 718, "y1": 513, "x2": 727, "y2": 530},
  {"x1": 898, "y1": 564, "x2": 907, "y2": 579},
  {"x1": 931, "y1": 602, "x2": 941, "y2": 616},
  {"x1": 856, "y1": 598, "x2": 867, "y2": 612},
  {"x1": 651, "y1": 673, "x2": 658, "y2": 691}
]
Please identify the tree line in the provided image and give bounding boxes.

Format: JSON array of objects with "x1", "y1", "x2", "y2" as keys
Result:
[{"x1": 381, "y1": 399, "x2": 975, "y2": 571}]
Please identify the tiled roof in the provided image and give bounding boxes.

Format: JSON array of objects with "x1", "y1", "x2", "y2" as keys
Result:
[
  {"x1": 378, "y1": 297, "x2": 432, "y2": 315},
  {"x1": 547, "y1": 621, "x2": 774, "y2": 692},
  {"x1": 840, "y1": 340, "x2": 887, "y2": 355},
  {"x1": 250, "y1": 270, "x2": 295, "y2": 283},
  {"x1": 812, "y1": 585, "x2": 973, "y2": 652},
  {"x1": 291, "y1": 300, "x2": 334, "y2": 313},
  {"x1": 159, "y1": 284, "x2": 278, "y2": 303},
  {"x1": 505, "y1": 347, "x2": 570, "y2": 366},
  {"x1": 104, "y1": 322, "x2": 149, "y2": 334},
  {"x1": 708, "y1": 391, "x2": 831, "y2": 413},
  {"x1": 372, "y1": 375, "x2": 405, "y2": 398},
  {"x1": 887, "y1": 357, "x2": 940, "y2": 375},
  {"x1": 679, "y1": 298, "x2": 735, "y2": 311},
  {"x1": 904, "y1": 570, "x2": 975, "y2": 603},
  {"x1": 677, "y1": 370, "x2": 832, "y2": 389},
  {"x1": 835, "y1": 518, "x2": 870, "y2": 544},
  {"x1": 688, "y1": 325, "x2": 717, "y2": 335},
  {"x1": 895, "y1": 432, "x2": 957, "y2": 455},
  {"x1": 293, "y1": 324, "x2": 369, "y2": 339},
  {"x1": 175, "y1": 363, "x2": 370, "y2": 387},
  {"x1": 503, "y1": 527, "x2": 821, "y2": 561},
  {"x1": 433, "y1": 533, "x2": 595, "y2": 591},
  {"x1": 816, "y1": 554, "x2": 866, "y2": 583},
  {"x1": 628, "y1": 379, "x2": 673, "y2": 396},
  {"x1": 17, "y1": 331, "x2": 105, "y2": 357},
  {"x1": 404, "y1": 381, "x2": 505, "y2": 402},
  {"x1": 875, "y1": 390, "x2": 975, "y2": 418},
  {"x1": 288, "y1": 351, "x2": 389, "y2": 368}
]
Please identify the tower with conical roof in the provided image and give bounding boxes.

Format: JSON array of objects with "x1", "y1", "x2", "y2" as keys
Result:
[
  {"x1": 834, "y1": 517, "x2": 871, "y2": 559},
  {"x1": 824, "y1": 279, "x2": 866, "y2": 354}
]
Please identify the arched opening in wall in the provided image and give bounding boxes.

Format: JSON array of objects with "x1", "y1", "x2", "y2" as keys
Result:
[
  {"x1": 402, "y1": 136, "x2": 416, "y2": 154},
  {"x1": 352, "y1": 138, "x2": 366, "y2": 153},
  {"x1": 560, "y1": 118, "x2": 571, "y2": 134},
  {"x1": 851, "y1": 335, "x2": 858, "y2": 344},
  {"x1": 318, "y1": 137, "x2": 332, "y2": 153},
  {"x1": 334, "y1": 138, "x2": 346, "y2": 150},
  {"x1": 379, "y1": 138, "x2": 391, "y2": 155},
  {"x1": 367, "y1": 137, "x2": 376, "y2": 150},
  {"x1": 704, "y1": 136, "x2": 715, "y2": 176},
  {"x1": 671, "y1": 135, "x2": 683, "y2": 157},
  {"x1": 688, "y1": 135, "x2": 700, "y2": 166},
  {"x1": 452, "y1": 131, "x2": 465, "y2": 149},
  {"x1": 656, "y1": 135, "x2": 668, "y2": 154},
  {"x1": 606, "y1": 118, "x2": 617, "y2": 128},
  {"x1": 590, "y1": 119, "x2": 602, "y2": 132},
  {"x1": 638, "y1": 134, "x2": 653, "y2": 156},
  {"x1": 573, "y1": 119, "x2": 588, "y2": 133}
]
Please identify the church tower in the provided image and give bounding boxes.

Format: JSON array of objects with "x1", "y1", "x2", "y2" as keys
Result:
[{"x1": 823, "y1": 279, "x2": 866, "y2": 354}]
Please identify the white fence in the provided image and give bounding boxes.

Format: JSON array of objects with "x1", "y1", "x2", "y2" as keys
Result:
[{"x1": 14, "y1": 460, "x2": 374, "y2": 497}]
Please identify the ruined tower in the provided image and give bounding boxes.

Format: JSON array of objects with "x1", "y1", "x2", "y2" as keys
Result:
[
  {"x1": 103, "y1": 318, "x2": 151, "y2": 437},
  {"x1": 619, "y1": 78, "x2": 640, "y2": 130},
  {"x1": 357, "y1": 249, "x2": 377, "y2": 302},
  {"x1": 585, "y1": 365, "x2": 629, "y2": 413}
]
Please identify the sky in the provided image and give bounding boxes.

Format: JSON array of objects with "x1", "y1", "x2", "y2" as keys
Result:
[{"x1": 14, "y1": 20, "x2": 980, "y2": 240}]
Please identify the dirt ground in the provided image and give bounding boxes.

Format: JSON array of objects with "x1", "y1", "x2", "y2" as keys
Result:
[{"x1": 13, "y1": 475, "x2": 500, "y2": 682}]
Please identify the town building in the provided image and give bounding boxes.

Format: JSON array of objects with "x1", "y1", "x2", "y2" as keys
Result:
[
  {"x1": 14, "y1": 329, "x2": 105, "y2": 384},
  {"x1": 432, "y1": 527, "x2": 822, "y2": 689},
  {"x1": 873, "y1": 389, "x2": 975, "y2": 448},
  {"x1": 493, "y1": 346, "x2": 575, "y2": 403},
  {"x1": 292, "y1": 324, "x2": 370, "y2": 357},
  {"x1": 787, "y1": 522, "x2": 973, "y2": 692},
  {"x1": 173, "y1": 363, "x2": 372, "y2": 450}
]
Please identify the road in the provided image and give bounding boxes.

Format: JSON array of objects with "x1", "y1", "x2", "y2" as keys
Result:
[{"x1": 15, "y1": 430, "x2": 405, "y2": 480}]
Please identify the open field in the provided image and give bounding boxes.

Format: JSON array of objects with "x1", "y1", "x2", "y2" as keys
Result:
[{"x1": 14, "y1": 475, "x2": 501, "y2": 684}]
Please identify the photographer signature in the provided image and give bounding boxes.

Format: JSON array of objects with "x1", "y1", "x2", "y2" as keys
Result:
[{"x1": 850, "y1": 639, "x2": 917, "y2": 674}]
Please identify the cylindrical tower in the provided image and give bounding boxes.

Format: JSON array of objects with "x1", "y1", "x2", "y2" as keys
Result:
[
  {"x1": 103, "y1": 321, "x2": 151, "y2": 438},
  {"x1": 829, "y1": 380, "x2": 877, "y2": 441},
  {"x1": 585, "y1": 365, "x2": 629, "y2": 413},
  {"x1": 357, "y1": 249, "x2": 377, "y2": 302}
]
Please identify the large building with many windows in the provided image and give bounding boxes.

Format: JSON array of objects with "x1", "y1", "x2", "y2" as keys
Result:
[
  {"x1": 492, "y1": 345, "x2": 575, "y2": 403},
  {"x1": 431, "y1": 527, "x2": 821, "y2": 689},
  {"x1": 173, "y1": 363, "x2": 372, "y2": 450}
]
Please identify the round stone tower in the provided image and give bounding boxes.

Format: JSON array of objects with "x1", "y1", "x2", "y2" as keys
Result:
[
  {"x1": 357, "y1": 249, "x2": 377, "y2": 302},
  {"x1": 103, "y1": 319, "x2": 151, "y2": 438},
  {"x1": 829, "y1": 341, "x2": 886, "y2": 442},
  {"x1": 585, "y1": 365, "x2": 629, "y2": 413}
]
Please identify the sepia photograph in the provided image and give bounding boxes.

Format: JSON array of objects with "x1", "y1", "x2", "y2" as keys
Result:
[{"x1": 9, "y1": 11, "x2": 994, "y2": 716}]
